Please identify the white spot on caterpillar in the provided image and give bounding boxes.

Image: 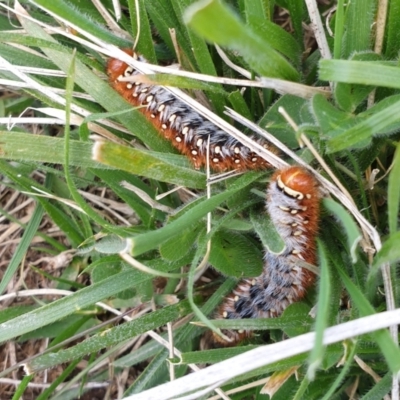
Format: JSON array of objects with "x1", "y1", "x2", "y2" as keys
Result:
[{"x1": 124, "y1": 67, "x2": 134, "y2": 76}]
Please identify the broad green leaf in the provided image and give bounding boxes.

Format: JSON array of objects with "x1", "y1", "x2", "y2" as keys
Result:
[
  {"x1": 160, "y1": 226, "x2": 202, "y2": 261},
  {"x1": 209, "y1": 231, "x2": 263, "y2": 277},
  {"x1": 251, "y1": 209, "x2": 285, "y2": 254},
  {"x1": 184, "y1": 0, "x2": 299, "y2": 80},
  {"x1": 259, "y1": 95, "x2": 313, "y2": 148}
]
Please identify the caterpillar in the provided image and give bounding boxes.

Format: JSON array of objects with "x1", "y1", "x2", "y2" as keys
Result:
[
  {"x1": 107, "y1": 51, "x2": 320, "y2": 347},
  {"x1": 106, "y1": 49, "x2": 278, "y2": 171},
  {"x1": 208, "y1": 166, "x2": 320, "y2": 346}
]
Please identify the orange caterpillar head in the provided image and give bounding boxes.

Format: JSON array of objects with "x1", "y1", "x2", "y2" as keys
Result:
[
  {"x1": 106, "y1": 49, "x2": 135, "y2": 83},
  {"x1": 278, "y1": 166, "x2": 319, "y2": 200}
]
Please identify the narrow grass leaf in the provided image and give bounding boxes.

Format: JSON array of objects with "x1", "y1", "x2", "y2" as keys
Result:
[
  {"x1": 320, "y1": 60, "x2": 400, "y2": 89},
  {"x1": 31, "y1": 0, "x2": 130, "y2": 46},
  {"x1": 307, "y1": 241, "x2": 331, "y2": 380},
  {"x1": 18, "y1": 15, "x2": 172, "y2": 153},
  {"x1": 323, "y1": 198, "x2": 362, "y2": 263},
  {"x1": 26, "y1": 301, "x2": 191, "y2": 373},
  {"x1": 371, "y1": 232, "x2": 400, "y2": 271},
  {"x1": 0, "y1": 269, "x2": 154, "y2": 344},
  {"x1": 340, "y1": 0, "x2": 376, "y2": 58},
  {"x1": 326, "y1": 95, "x2": 400, "y2": 152},
  {"x1": 360, "y1": 372, "x2": 392, "y2": 400},
  {"x1": 388, "y1": 143, "x2": 400, "y2": 235},
  {"x1": 0, "y1": 132, "x2": 104, "y2": 168},
  {"x1": 336, "y1": 264, "x2": 400, "y2": 373},
  {"x1": 0, "y1": 201, "x2": 43, "y2": 295},
  {"x1": 127, "y1": 0, "x2": 157, "y2": 62},
  {"x1": 320, "y1": 339, "x2": 357, "y2": 400},
  {"x1": 92, "y1": 140, "x2": 205, "y2": 189},
  {"x1": 384, "y1": 0, "x2": 400, "y2": 59},
  {"x1": 124, "y1": 350, "x2": 168, "y2": 395}
]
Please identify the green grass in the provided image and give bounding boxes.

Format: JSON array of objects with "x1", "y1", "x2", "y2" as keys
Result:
[{"x1": 0, "y1": 0, "x2": 400, "y2": 399}]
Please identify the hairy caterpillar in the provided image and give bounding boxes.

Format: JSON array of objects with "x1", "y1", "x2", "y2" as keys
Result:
[
  {"x1": 208, "y1": 166, "x2": 320, "y2": 346},
  {"x1": 106, "y1": 49, "x2": 278, "y2": 171},
  {"x1": 107, "y1": 51, "x2": 320, "y2": 347}
]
